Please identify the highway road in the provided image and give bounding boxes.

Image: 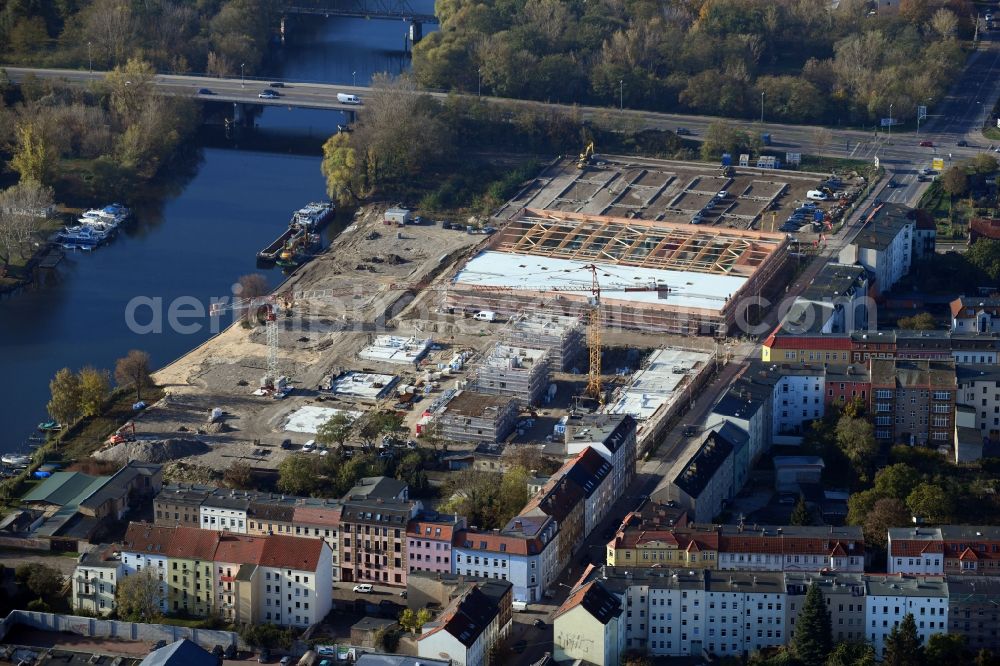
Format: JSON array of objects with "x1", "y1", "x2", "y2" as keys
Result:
[{"x1": 7, "y1": 30, "x2": 1000, "y2": 174}]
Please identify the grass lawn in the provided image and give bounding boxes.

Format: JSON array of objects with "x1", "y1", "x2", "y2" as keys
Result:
[
  {"x1": 984, "y1": 127, "x2": 1000, "y2": 141},
  {"x1": 798, "y1": 155, "x2": 871, "y2": 174}
]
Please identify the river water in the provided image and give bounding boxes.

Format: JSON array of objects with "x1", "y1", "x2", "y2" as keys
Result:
[{"x1": 0, "y1": 10, "x2": 431, "y2": 452}]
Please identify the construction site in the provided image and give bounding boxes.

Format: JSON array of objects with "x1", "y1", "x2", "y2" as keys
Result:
[{"x1": 99, "y1": 156, "x2": 780, "y2": 478}]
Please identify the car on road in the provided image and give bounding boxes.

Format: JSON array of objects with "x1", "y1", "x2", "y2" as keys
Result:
[
  {"x1": 353, "y1": 584, "x2": 374, "y2": 593},
  {"x1": 533, "y1": 619, "x2": 546, "y2": 629},
  {"x1": 197, "y1": 88, "x2": 213, "y2": 95},
  {"x1": 270, "y1": 82, "x2": 285, "y2": 88},
  {"x1": 279, "y1": 658, "x2": 292, "y2": 666},
  {"x1": 682, "y1": 425, "x2": 697, "y2": 437},
  {"x1": 676, "y1": 127, "x2": 691, "y2": 135},
  {"x1": 919, "y1": 140, "x2": 934, "y2": 147},
  {"x1": 258, "y1": 89, "x2": 280, "y2": 99},
  {"x1": 958, "y1": 140, "x2": 968, "y2": 147}
]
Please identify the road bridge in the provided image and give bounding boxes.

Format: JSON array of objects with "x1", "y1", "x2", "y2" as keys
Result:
[{"x1": 284, "y1": 0, "x2": 437, "y2": 23}]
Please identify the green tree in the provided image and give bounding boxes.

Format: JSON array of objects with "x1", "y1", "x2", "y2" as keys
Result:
[
  {"x1": 925, "y1": 634, "x2": 968, "y2": 664},
  {"x1": 836, "y1": 415, "x2": 878, "y2": 481},
  {"x1": 905, "y1": 482, "x2": 952, "y2": 522},
  {"x1": 114, "y1": 349, "x2": 152, "y2": 401},
  {"x1": 970, "y1": 153, "x2": 999, "y2": 174},
  {"x1": 791, "y1": 583, "x2": 831, "y2": 665},
  {"x1": 700, "y1": 120, "x2": 761, "y2": 161},
  {"x1": 277, "y1": 454, "x2": 321, "y2": 496},
  {"x1": 16, "y1": 563, "x2": 63, "y2": 598},
  {"x1": 47, "y1": 367, "x2": 81, "y2": 426},
  {"x1": 826, "y1": 642, "x2": 877, "y2": 666},
  {"x1": 846, "y1": 488, "x2": 879, "y2": 527},
  {"x1": 940, "y1": 166, "x2": 968, "y2": 198},
  {"x1": 78, "y1": 366, "x2": 111, "y2": 417},
  {"x1": 873, "y1": 463, "x2": 922, "y2": 500},
  {"x1": 317, "y1": 413, "x2": 354, "y2": 448},
  {"x1": 883, "y1": 614, "x2": 923, "y2": 666},
  {"x1": 896, "y1": 312, "x2": 935, "y2": 330},
  {"x1": 104, "y1": 57, "x2": 157, "y2": 126},
  {"x1": 398, "y1": 607, "x2": 432, "y2": 633},
  {"x1": 356, "y1": 411, "x2": 403, "y2": 447},
  {"x1": 115, "y1": 568, "x2": 162, "y2": 622},
  {"x1": 790, "y1": 495, "x2": 812, "y2": 526},
  {"x1": 966, "y1": 239, "x2": 1000, "y2": 281}
]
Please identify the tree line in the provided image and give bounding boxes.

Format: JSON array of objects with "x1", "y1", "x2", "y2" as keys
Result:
[
  {"x1": 47, "y1": 349, "x2": 152, "y2": 426},
  {"x1": 0, "y1": 0, "x2": 280, "y2": 77},
  {"x1": 413, "y1": 0, "x2": 969, "y2": 125}
]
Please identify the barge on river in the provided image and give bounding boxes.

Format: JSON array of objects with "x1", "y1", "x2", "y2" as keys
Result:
[{"x1": 256, "y1": 202, "x2": 334, "y2": 265}]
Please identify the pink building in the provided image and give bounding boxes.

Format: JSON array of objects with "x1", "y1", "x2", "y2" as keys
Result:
[{"x1": 407, "y1": 513, "x2": 466, "y2": 575}]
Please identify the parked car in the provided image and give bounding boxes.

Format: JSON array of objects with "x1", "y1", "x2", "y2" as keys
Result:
[
  {"x1": 957, "y1": 140, "x2": 969, "y2": 147},
  {"x1": 316, "y1": 647, "x2": 336, "y2": 658},
  {"x1": 258, "y1": 89, "x2": 280, "y2": 99},
  {"x1": 279, "y1": 658, "x2": 292, "y2": 666},
  {"x1": 281, "y1": 439, "x2": 292, "y2": 450},
  {"x1": 353, "y1": 583, "x2": 374, "y2": 593},
  {"x1": 533, "y1": 619, "x2": 546, "y2": 629},
  {"x1": 919, "y1": 140, "x2": 934, "y2": 147},
  {"x1": 257, "y1": 648, "x2": 271, "y2": 663},
  {"x1": 675, "y1": 127, "x2": 691, "y2": 135},
  {"x1": 806, "y1": 190, "x2": 828, "y2": 201},
  {"x1": 682, "y1": 425, "x2": 697, "y2": 437},
  {"x1": 197, "y1": 88, "x2": 213, "y2": 95},
  {"x1": 270, "y1": 82, "x2": 285, "y2": 88}
]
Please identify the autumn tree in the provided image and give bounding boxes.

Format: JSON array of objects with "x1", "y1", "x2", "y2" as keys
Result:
[
  {"x1": 398, "y1": 608, "x2": 432, "y2": 633},
  {"x1": 235, "y1": 273, "x2": 270, "y2": 322},
  {"x1": 355, "y1": 411, "x2": 403, "y2": 447},
  {"x1": 16, "y1": 563, "x2": 64, "y2": 599},
  {"x1": 115, "y1": 568, "x2": 163, "y2": 622},
  {"x1": 0, "y1": 180, "x2": 54, "y2": 267},
  {"x1": 896, "y1": 312, "x2": 935, "y2": 330},
  {"x1": 873, "y1": 463, "x2": 922, "y2": 500},
  {"x1": 78, "y1": 367, "x2": 111, "y2": 418},
  {"x1": 906, "y1": 482, "x2": 952, "y2": 522},
  {"x1": 883, "y1": 614, "x2": 923, "y2": 666},
  {"x1": 317, "y1": 413, "x2": 354, "y2": 448},
  {"x1": 104, "y1": 57, "x2": 157, "y2": 127},
  {"x1": 223, "y1": 460, "x2": 254, "y2": 489},
  {"x1": 825, "y1": 642, "x2": 877, "y2": 666},
  {"x1": 941, "y1": 166, "x2": 968, "y2": 198},
  {"x1": 321, "y1": 132, "x2": 367, "y2": 205},
  {"x1": 47, "y1": 367, "x2": 82, "y2": 427},
  {"x1": 115, "y1": 350, "x2": 153, "y2": 401},
  {"x1": 863, "y1": 498, "x2": 911, "y2": 549},
  {"x1": 9, "y1": 120, "x2": 57, "y2": 185}
]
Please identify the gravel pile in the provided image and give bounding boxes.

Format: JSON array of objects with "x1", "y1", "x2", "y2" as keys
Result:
[{"x1": 94, "y1": 438, "x2": 210, "y2": 465}]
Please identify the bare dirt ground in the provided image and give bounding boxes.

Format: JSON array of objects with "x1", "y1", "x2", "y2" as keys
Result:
[{"x1": 127, "y1": 206, "x2": 491, "y2": 472}]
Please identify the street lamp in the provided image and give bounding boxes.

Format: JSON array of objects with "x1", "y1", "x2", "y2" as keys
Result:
[
  {"x1": 87, "y1": 41, "x2": 92, "y2": 74},
  {"x1": 478, "y1": 68, "x2": 482, "y2": 98},
  {"x1": 619, "y1": 79, "x2": 624, "y2": 111},
  {"x1": 240, "y1": 63, "x2": 245, "y2": 88},
  {"x1": 760, "y1": 91, "x2": 765, "y2": 124},
  {"x1": 887, "y1": 103, "x2": 893, "y2": 144},
  {"x1": 352, "y1": 71, "x2": 357, "y2": 87}
]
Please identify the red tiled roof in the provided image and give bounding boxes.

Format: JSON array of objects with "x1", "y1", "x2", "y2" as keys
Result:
[
  {"x1": 407, "y1": 520, "x2": 457, "y2": 542},
  {"x1": 214, "y1": 534, "x2": 266, "y2": 565},
  {"x1": 292, "y1": 505, "x2": 342, "y2": 526},
  {"x1": 767, "y1": 335, "x2": 852, "y2": 350},
  {"x1": 889, "y1": 539, "x2": 944, "y2": 557},
  {"x1": 122, "y1": 523, "x2": 177, "y2": 555},
  {"x1": 259, "y1": 534, "x2": 324, "y2": 571},
  {"x1": 166, "y1": 526, "x2": 223, "y2": 560}
]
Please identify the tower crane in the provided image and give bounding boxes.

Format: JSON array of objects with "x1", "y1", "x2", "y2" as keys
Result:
[
  {"x1": 393, "y1": 265, "x2": 727, "y2": 404},
  {"x1": 209, "y1": 287, "x2": 359, "y2": 389}
]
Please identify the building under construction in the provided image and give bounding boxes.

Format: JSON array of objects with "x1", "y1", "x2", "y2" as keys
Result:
[
  {"x1": 446, "y1": 209, "x2": 790, "y2": 335},
  {"x1": 469, "y1": 343, "x2": 550, "y2": 406},
  {"x1": 503, "y1": 314, "x2": 584, "y2": 372},
  {"x1": 436, "y1": 390, "x2": 520, "y2": 444}
]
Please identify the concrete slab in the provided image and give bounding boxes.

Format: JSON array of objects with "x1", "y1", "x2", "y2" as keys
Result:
[
  {"x1": 357, "y1": 335, "x2": 432, "y2": 365},
  {"x1": 604, "y1": 348, "x2": 713, "y2": 420},
  {"x1": 283, "y1": 405, "x2": 364, "y2": 434},
  {"x1": 330, "y1": 371, "x2": 398, "y2": 400}
]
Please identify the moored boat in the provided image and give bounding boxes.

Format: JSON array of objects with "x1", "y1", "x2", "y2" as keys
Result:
[
  {"x1": 1, "y1": 454, "x2": 31, "y2": 466},
  {"x1": 37, "y1": 420, "x2": 62, "y2": 432}
]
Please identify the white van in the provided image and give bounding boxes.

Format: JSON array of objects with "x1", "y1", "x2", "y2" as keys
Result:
[
  {"x1": 473, "y1": 310, "x2": 497, "y2": 322},
  {"x1": 806, "y1": 190, "x2": 828, "y2": 201},
  {"x1": 337, "y1": 93, "x2": 362, "y2": 105},
  {"x1": 512, "y1": 601, "x2": 528, "y2": 612}
]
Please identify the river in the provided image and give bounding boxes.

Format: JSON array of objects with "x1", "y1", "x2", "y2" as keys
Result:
[{"x1": 0, "y1": 9, "x2": 433, "y2": 453}]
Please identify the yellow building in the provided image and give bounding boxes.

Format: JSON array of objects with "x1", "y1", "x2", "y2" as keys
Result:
[
  {"x1": 761, "y1": 330, "x2": 852, "y2": 364},
  {"x1": 164, "y1": 529, "x2": 218, "y2": 616},
  {"x1": 607, "y1": 528, "x2": 719, "y2": 569}
]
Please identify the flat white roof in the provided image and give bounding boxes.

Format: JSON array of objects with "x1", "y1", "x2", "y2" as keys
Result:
[
  {"x1": 453, "y1": 251, "x2": 745, "y2": 312},
  {"x1": 604, "y1": 348, "x2": 712, "y2": 420},
  {"x1": 284, "y1": 405, "x2": 364, "y2": 433},
  {"x1": 358, "y1": 335, "x2": 432, "y2": 365},
  {"x1": 331, "y1": 371, "x2": 397, "y2": 399}
]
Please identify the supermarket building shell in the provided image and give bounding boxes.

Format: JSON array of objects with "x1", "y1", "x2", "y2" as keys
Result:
[{"x1": 446, "y1": 209, "x2": 790, "y2": 335}]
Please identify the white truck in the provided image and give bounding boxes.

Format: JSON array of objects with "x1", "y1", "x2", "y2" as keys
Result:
[
  {"x1": 337, "y1": 93, "x2": 362, "y2": 104},
  {"x1": 473, "y1": 310, "x2": 497, "y2": 322}
]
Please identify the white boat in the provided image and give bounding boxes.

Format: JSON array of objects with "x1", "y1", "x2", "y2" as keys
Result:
[
  {"x1": 292, "y1": 202, "x2": 334, "y2": 230},
  {"x1": 1, "y1": 454, "x2": 31, "y2": 466},
  {"x1": 59, "y1": 224, "x2": 110, "y2": 246}
]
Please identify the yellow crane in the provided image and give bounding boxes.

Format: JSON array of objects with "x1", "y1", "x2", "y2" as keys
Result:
[{"x1": 576, "y1": 141, "x2": 595, "y2": 169}]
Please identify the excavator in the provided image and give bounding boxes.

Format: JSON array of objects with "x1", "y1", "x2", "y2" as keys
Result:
[{"x1": 576, "y1": 141, "x2": 595, "y2": 169}]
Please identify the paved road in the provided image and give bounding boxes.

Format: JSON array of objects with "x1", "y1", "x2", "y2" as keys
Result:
[{"x1": 7, "y1": 32, "x2": 1000, "y2": 163}]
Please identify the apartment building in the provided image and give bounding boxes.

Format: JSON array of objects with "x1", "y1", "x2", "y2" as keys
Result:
[
  {"x1": 72, "y1": 545, "x2": 121, "y2": 616},
  {"x1": 119, "y1": 522, "x2": 331, "y2": 628},
  {"x1": 761, "y1": 333, "x2": 853, "y2": 365},
  {"x1": 950, "y1": 295, "x2": 1000, "y2": 334},
  {"x1": 563, "y1": 414, "x2": 637, "y2": 498},
  {"x1": 717, "y1": 524, "x2": 865, "y2": 573},
  {"x1": 406, "y1": 512, "x2": 465, "y2": 575},
  {"x1": 865, "y1": 575, "x2": 948, "y2": 656},
  {"x1": 785, "y1": 573, "x2": 867, "y2": 645},
  {"x1": 947, "y1": 575, "x2": 1000, "y2": 653},
  {"x1": 709, "y1": 373, "x2": 771, "y2": 489},
  {"x1": 555, "y1": 447, "x2": 614, "y2": 537},
  {"x1": 519, "y1": 475, "x2": 584, "y2": 567},
  {"x1": 339, "y1": 497, "x2": 420, "y2": 586},
  {"x1": 782, "y1": 263, "x2": 871, "y2": 335},
  {"x1": 869, "y1": 358, "x2": 956, "y2": 446},
  {"x1": 153, "y1": 484, "x2": 212, "y2": 528},
  {"x1": 417, "y1": 582, "x2": 513, "y2": 666},
  {"x1": 553, "y1": 580, "x2": 625, "y2": 666},
  {"x1": 435, "y1": 390, "x2": 519, "y2": 444},
  {"x1": 824, "y1": 364, "x2": 871, "y2": 407},
  {"x1": 668, "y1": 431, "x2": 734, "y2": 523},
  {"x1": 956, "y1": 363, "x2": 1000, "y2": 443},
  {"x1": 606, "y1": 525, "x2": 719, "y2": 569},
  {"x1": 838, "y1": 202, "x2": 914, "y2": 294},
  {"x1": 887, "y1": 527, "x2": 944, "y2": 574},
  {"x1": 453, "y1": 514, "x2": 559, "y2": 603}
]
